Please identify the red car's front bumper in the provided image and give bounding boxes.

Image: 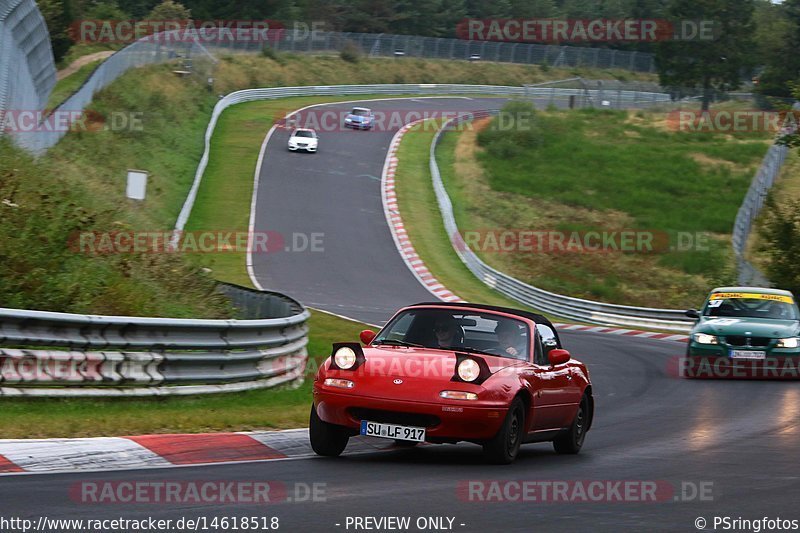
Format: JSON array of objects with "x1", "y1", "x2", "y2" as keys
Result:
[{"x1": 313, "y1": 388, "x2": 509, "y2": 442}]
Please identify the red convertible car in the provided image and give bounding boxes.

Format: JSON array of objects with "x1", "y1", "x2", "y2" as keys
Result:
[{"x1": 310, "y1": 302, "x2": 593, "y2": 464}]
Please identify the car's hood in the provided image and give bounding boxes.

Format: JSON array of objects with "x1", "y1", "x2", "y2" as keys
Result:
[
  {"x1": 347, "y1": 114, "x2": 369, "y2": 121},
  {"x1": 289, "y1": 136, "x2": 316, "y2": 143},
  {"x1": 694, "y1": 317, "x2": 800, "y2": 338},
  {"x1": 353, "y1": 346, "x2": 525, "y2": 379}
]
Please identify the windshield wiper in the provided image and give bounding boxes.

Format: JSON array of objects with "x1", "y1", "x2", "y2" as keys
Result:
[{"x1": 373, "y1": 339, "x2": 424, "y2": 348}]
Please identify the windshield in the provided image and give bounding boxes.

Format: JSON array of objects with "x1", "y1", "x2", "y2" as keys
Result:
[
  {"x1": 703, "y1": 293, "x2": 799, "y2": 320},
  {"x1": 351, "y1": 108, "x2": 370, "y2": 116},
  {"x1": 373, "y1": 308, "x2": 531, "y2": 361},
  {"x1": 293, "y1": 130, "x2": 315, "y2": 138}
]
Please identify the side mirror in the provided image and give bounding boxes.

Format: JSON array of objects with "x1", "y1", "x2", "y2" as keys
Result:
[
  {"x1": 685, "y1": 309, "x2": 701, "y2": 319},
  {"x1": 359, "y1": 330, "x2": 377, "y2": 345},
  {"x1": 548, "y1": 348, "x2": 570, "y2": 366}
]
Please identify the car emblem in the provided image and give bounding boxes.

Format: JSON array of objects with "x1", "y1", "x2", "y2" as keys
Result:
[{"x1": 393, "y1": 379, "x2": 403, "y2": 385}]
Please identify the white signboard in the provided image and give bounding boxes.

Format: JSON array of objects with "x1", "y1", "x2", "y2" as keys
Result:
[{"x1": 126, "y1": 169, "x2": 148, "y2": 200}]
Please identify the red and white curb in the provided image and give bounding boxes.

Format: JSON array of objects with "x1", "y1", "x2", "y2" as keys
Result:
[
  {"x1": 0, "y1": 429, "x2": 396, "y2": 475},
  {"x1": 381, "y1": 120, "x2": 689, "y2": 344},
  {"x1": 554, "y1": 323, "x2": 689, "y2": 343},
  {"x1": 381, "y1": 120, "x2": 461, "y2": 303}
]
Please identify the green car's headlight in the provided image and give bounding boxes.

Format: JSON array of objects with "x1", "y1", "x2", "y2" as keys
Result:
[
  {"x1": 693, "y1": 333, "x2": 719, "y2": 345},
  {"x1": 776, "y1": 337, "x2": 799, "y2": 348}
]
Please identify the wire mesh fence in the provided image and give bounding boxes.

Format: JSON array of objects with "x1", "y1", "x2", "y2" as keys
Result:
[
  {"x1": 6, "y1": 34, "x2": 217, "y2": 154},
  {"x1": 732, "y1": 100, "x2": 800, "y2": 286},
  {"x1": 211, "y1": 30, "x2": 657, "y2": 73}
]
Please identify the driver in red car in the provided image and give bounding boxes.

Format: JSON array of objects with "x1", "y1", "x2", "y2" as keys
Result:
[{"x1": 433, "y1": 316, "x2": 463, "y2": 349}]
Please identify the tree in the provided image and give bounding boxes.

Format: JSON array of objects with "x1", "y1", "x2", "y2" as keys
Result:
[
  {"x1": 656, "y1": 0, "x2": 756, "y2": 110},
  {"x1": 755, "y1": 0, "x2": 800, "y2": 98},
  {"x1": 146, "y1": 0, "x2": 191, "y2": 20},
  {"x1": 37, "y1": 0, "x2": 74, "y2": 63},
  {"x1": 776, "y1": 82, "x2": 800, "y2": 151},
  {"x1": 83, "y1": 0, "x2": 131, "y2": 19}
]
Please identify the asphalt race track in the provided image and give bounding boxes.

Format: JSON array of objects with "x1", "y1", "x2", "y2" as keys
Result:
[
  {"x1": 2, "y1": 332, "x2": 798, "y2": 531},
  {"x1": 2, "y1": 98, "x2": 798, "y2": 532},
  {"x1": 250, "y1": 97, "x2": 509, "y2": 325}
]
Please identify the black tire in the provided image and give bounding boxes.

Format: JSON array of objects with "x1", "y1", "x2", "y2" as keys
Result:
[
  {"x1": 553, "y1": 394, "x2": 589, "y2": 454},
  {"x1": 309, "y1": 404, "x2": 349, "y2": 457},
  {"x1": 483, "y1": 398, "x2": 525, "y2": 464}
]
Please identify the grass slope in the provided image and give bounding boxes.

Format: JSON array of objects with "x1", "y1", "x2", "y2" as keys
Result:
[{"x1": 445, "y1": 106, "x2": 772, "y2": 308}]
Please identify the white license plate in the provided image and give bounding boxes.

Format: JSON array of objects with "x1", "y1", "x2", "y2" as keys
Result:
[
  {"x1": 730, "y1": 350, "x2": 766, "y2": 360},
  {"x1": 360, "y1": 420, "x2": 426, "y2": 442}
]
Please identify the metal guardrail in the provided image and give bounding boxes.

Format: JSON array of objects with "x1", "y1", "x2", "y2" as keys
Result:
[
  {"x1": 429, "y1": 112, "x2": 694, "y2": 332},
  {"x1": 0, "y1": 283, "x2": 310, "y2": 397}
]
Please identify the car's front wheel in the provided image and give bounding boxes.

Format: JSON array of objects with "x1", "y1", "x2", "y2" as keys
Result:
[
  {"x1": 553, "y1": 394, "x2": 589, "y2": 454},
  {"x1": 309, "y1": 404, "x2": 349, "y2": 457},
  {"x1": 483, "y1": 398, "x2": 525, "y2": 464}
]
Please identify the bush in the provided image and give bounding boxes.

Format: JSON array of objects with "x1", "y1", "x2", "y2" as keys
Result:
[
  {"x1": 340, "y1": 41, "x2": 362, "y2": 63},
  {"x1": 477, "y1": 101, "x2": 543, "y2": 158},
  {"x1": 758, "y1": 197, "x2": 800, "y2": 295}
]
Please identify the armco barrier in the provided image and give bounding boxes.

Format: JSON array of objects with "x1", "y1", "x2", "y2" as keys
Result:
[
  {"x1": 0, "y1": 283, "x2": 309, "y2": 397},
  {"x1": 429, "y1": 112, "x2": 695, "y2": 332}
]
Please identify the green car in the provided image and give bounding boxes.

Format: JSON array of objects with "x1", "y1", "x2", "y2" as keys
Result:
[{"x1": 683, "y1": 287, "x2": 800, "y2": 378}]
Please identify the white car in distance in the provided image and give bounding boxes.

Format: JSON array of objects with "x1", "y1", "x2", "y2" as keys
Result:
[{"x1": 287, "y1": 128, "x2": 318, "y2": 153}]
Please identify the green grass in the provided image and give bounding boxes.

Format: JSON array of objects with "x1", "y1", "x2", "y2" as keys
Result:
[
  {"x1": 479, "y1": 107, "x2": 769, "y2": 234},
  {"x1": 46, "y1": 60, "x2": 104, "y2": 111},
  {"x1": 432, "y1": 105, "x2": 770, "y2": 308},
  {"x1": 0, "y1": 310, "x2": 370, "y2": 439}
]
